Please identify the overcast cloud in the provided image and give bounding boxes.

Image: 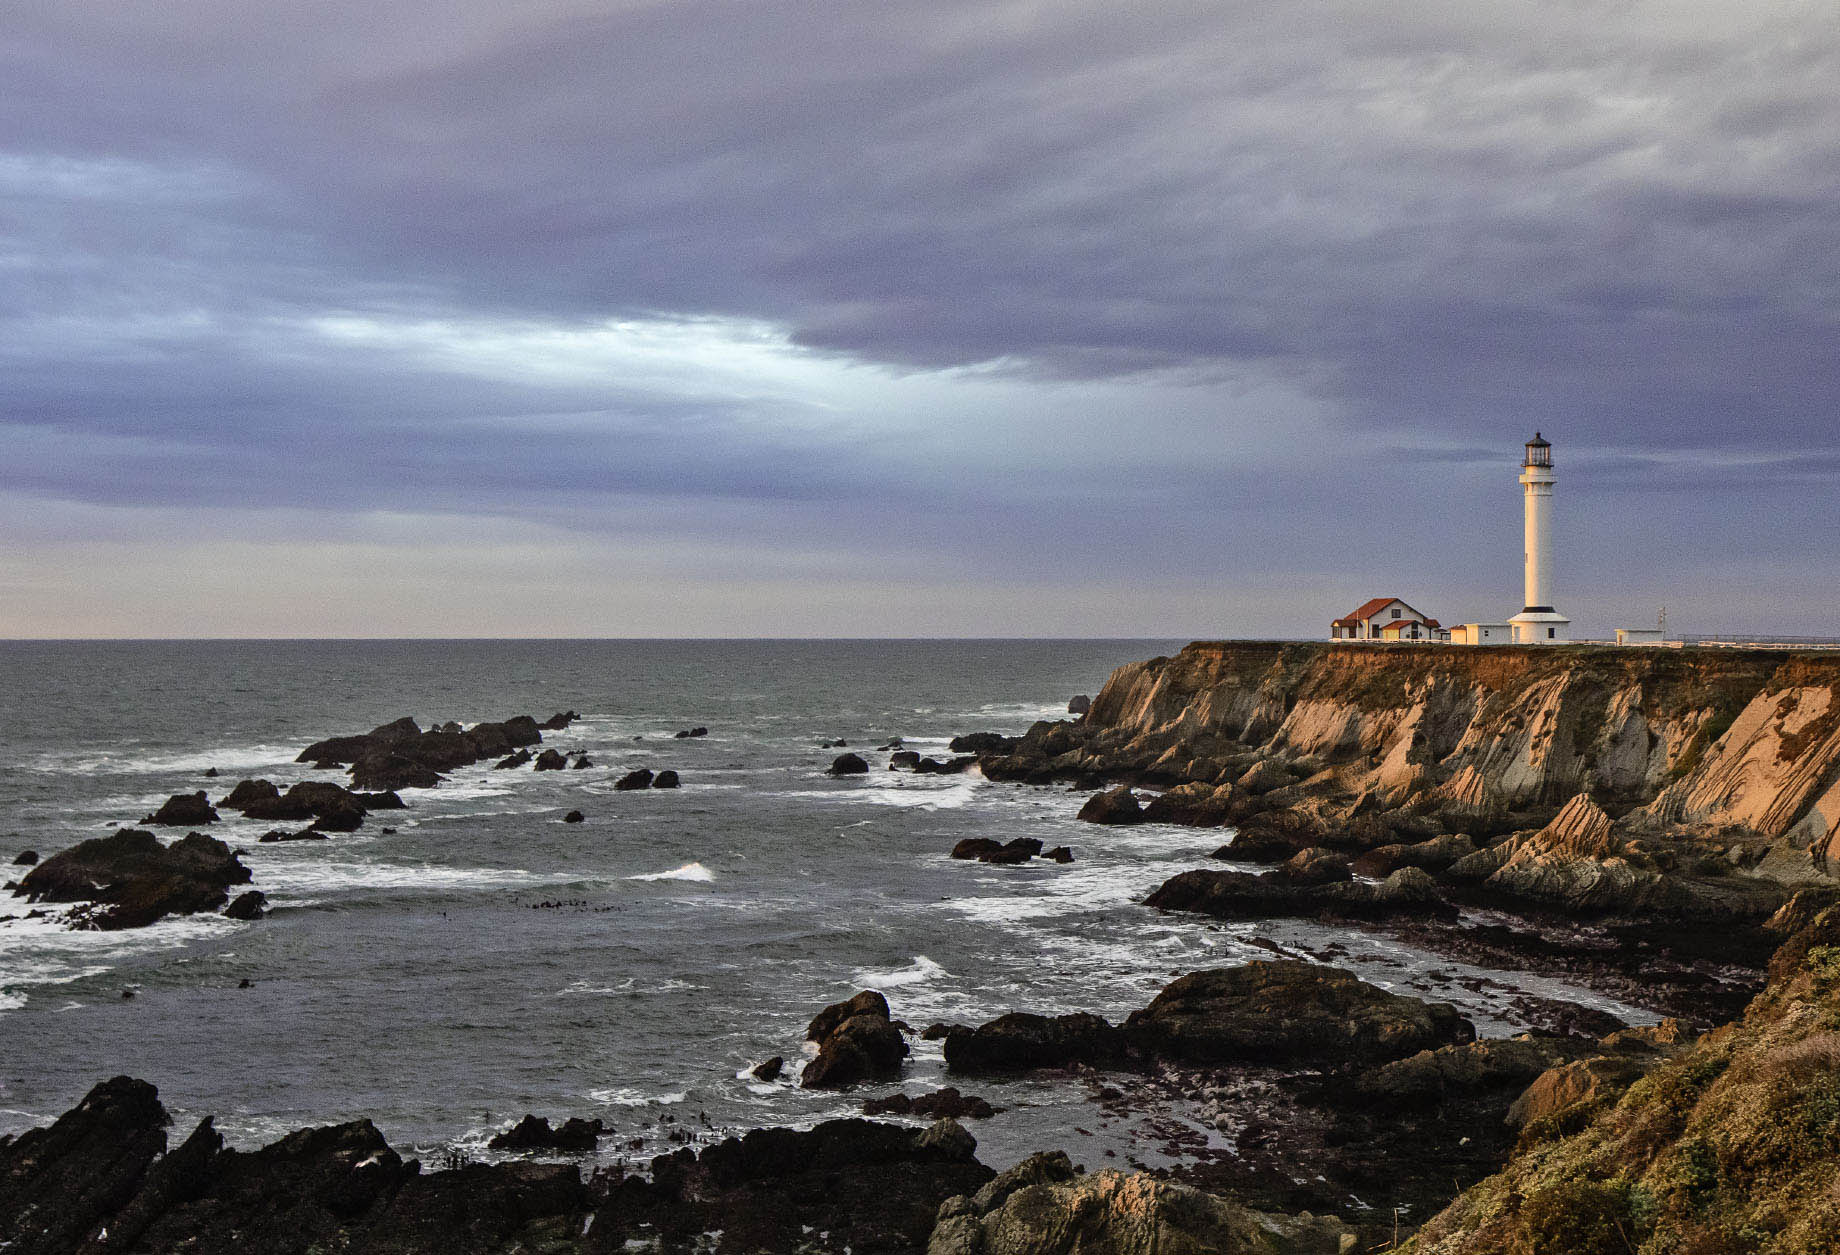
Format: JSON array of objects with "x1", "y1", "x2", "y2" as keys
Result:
[{"x1": 3, "y1": 0, "x2": 1836, "y2": 636}]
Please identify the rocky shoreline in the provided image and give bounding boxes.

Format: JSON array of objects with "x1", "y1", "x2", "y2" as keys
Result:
[{"x1": 8, "y1": 642, "x2": 1840, "y2": 1251}]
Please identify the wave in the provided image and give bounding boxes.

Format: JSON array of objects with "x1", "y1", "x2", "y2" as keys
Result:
[
  {"x1": 0, "y1": 909, "x2": 242, "y2": 1014},
  {"x1": 249, "y1": 860, "x2": 561, "y2": 898},
  {"x1": 586, "y1": 1086, "x2": 688, "y2": 1106},
  {"x1": 557, "y1": 977, "x2": 704, "y2": 997},
  {"x1": 852, "y1": 955, "x2": 948, "y2": 989},
  {"x1": 23, "y1": 743, "x2": 304, "y2": 777},
  {"x1": 624, "y1": 862, "x2": 714, "y2": 883}
]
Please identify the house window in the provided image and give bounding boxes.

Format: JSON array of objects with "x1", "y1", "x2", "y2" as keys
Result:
[
  {"x1": 1391, "y1": 608, "x2": 1401, "y2": 618},
  {"x1": 1548, "y1": 628, "x2": 1556, "y2": 639}
]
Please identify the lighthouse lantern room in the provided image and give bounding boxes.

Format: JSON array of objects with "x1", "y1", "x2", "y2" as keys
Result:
[{"x1": 1508, "y1": 433, "x2": 1571, "y2": 644}]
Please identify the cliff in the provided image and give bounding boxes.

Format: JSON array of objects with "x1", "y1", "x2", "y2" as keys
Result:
[{"x1": 986, "y1": 643, "x2": 1840, "y2": 884}]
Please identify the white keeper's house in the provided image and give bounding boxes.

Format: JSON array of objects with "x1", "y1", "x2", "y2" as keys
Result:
[{"x1": 1330, "y1": 598, "x2": 1446, "y2": 642}]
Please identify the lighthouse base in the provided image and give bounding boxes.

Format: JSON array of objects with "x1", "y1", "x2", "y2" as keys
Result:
[{"x1": 1509, "y1": 610, "x2": 1572, "y2": 644}]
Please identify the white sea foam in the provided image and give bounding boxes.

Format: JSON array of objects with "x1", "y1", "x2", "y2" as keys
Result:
[
  {"x1": 587, "y1": 1087, "x2": 688, "y2": 1106},
  {"x1": 27, "y1": 744, "x2": 304, "y2": 777},
  {"x1": 558, "y1": 977, "x2": 703, "y2": 997},
  {"x1": 852, "y1": 955, "x2": 948, "y2": 989},
  {"x1": 249, "y1": 860, "x2": 558, "y2": 897},
  {"x1": 0, "y1": 909, "x2": 241, "y2": 1014},
  {"x1": 625, "y1": 862, "x2": 714, "y2": 883}
]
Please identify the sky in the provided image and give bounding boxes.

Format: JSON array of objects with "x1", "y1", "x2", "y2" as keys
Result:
[{"x1": 2, "y1": 0, "x2": 1836, "y2": 638}]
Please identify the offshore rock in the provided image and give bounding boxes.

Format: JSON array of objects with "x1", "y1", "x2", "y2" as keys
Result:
[
  {"x1": 614, "y1": 768, "x2": 654, "y2": 790},
  {"x1": 297, "y1": 714, "x2": 550, "y2": 791},
  {"x1": 863, "y1": 1088, "x2": 1000, "y2": 1120},
  {"x1": 1145, "y1": 865, "x2": 1457, "y2": 924},
  {"x1": 1123, "y1": 960, "x2": 1473, "y2": 1068},
  {"x1": 802, "y1": 990, "x2": 910, "y2": 1088},
  {"x1": 532, "y1": 748, "x2": 568, "y2": 771},
  {"x1": 828, "y1": 752, "x2": 871, "y2": 775},
  {"x1": 222, "y1": 889, "x2": 268, "y2": 920},
  {"x1": 15, "y1": 830, "x2": 252, "y2": 929},
  {"x1": 486, "y1": 1114, "x2": 606, "y2": 1153},
  {"x1": 652, "y1": 769, "x2": 680, "y2": 788},
  {"x1": 141, "y1": 792, "x2": 218, "y2": 827}
]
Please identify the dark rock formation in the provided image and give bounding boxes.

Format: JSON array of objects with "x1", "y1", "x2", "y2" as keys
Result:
[
  {"x1": 296, "y1": 714, "x2": 550, "y2": 791},
  {"x1": 540, "y1": 711, "x2": 577, "y2": 730},
  {"x1": 862, "y1": 1088, "x2": 999, "y2": 1120},
  {"x1": 950, "y1": 838, "x2": 1003, "y2": 860},
  {"x1": 913, "y1": 755, "x2": 977, "y2": 775},
  {"x1": 614, "y1": 768, "x2": 654, "y2": 790},
  {"x1": 141, "y1": 792, "x2": 218, "y2": 827},
  {"x1": 1076, "y1": 785, "x2": 1143, "y2": 825},
  {"x1": 532, "y1": 749, "x2": 568, "y2": 771},
  {"x1": 562, "y1": 810, "x2": 584, "y2": 823},
  {"x1": 13, "y1": 849, "x2": 37, "y2": 865},
  {"x1": 1067, "y1": 694, "x2": 1092, "y2": 715},
  {"x1": 802, "y1": 990, "x2": 909, "y2": 1088},
  {"x1": 493, "y1": 750, "x2": 532, "y2": 769},
  {"x1": 1146, "y1": 865, "x2": 1458, "y2": 924},
  {"x1": 948, "y1": 732, "x2": 1015, "y2": 754},
  {"x1": 943, "y1": 1012, "x2": 1126, "y2": 1073},
  {"x1": 486, "y1": 1114, "x2": 606, "y2": 1153},
  {"x1": 750, "y1": 1056, "x2": 784, "y2": 1082},
  {"x1": 223, "y1": 890, "x2": 267, "y2": 921},
  {"x1": 827, "y1": 753, "x2": 870, "y2": 776},
  {"x1": 1123, "y1": 960, "x2": 1473, "y2": 1068},
  {"x1": 890, "y1": 750, "x2": 922, "y2": 768},
  {"x1": 229, "y1": 781, "x2": 400, "y2": 829},
  {"x1": 571, "y1": 754, "x2": 592, "y2": 769},
  {"x1": 652, "y1": 770, "x2": 680, "y2": 788},
  {"x1": 14, "y1": 830, "x2": 252, "y2": 929},
  {"x1": 1042, "y1": 846, "x2": 1075, "y2": 863},
  {"x1": 674, "y1": 726, "x2": 708, "y2": 738}
]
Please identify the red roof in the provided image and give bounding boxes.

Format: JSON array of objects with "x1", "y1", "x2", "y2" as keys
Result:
[{"x1": 1334, "y1": 597, "x2": 1429, "y2": 626}]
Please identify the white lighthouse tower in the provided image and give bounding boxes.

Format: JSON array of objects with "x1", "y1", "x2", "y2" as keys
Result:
[{"x1": 1509, "y1": 433, "x2": 1571, "y2": 644}]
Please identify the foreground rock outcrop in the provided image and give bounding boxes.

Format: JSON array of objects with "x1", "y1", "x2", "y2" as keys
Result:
[
  {"x1": 12, "y1": 830, "x2": 252, "y2": 929},
  {"x1": 0, "y1": 1080, "x2": 993, "y2": 1255},
  {"x1": 928, "y1": 1151, "x2": 1355, "y2": 1255}
]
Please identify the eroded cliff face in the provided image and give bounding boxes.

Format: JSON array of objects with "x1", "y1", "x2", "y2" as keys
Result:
[{"x1": 1021, "y1": 643, "x2": 1840, "y2": 881}]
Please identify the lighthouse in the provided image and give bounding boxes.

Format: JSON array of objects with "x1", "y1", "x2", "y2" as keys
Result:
[{"x1": 1508, "y1": 433, "x2": 1571, "y2": 644}]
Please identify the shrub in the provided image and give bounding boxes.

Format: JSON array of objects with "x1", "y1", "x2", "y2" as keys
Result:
[{"x1": 1520, "y1": 1178, "x2": 1636, "y2": 1255}]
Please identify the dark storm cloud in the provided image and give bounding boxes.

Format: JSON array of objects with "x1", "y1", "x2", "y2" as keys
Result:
[{"x1": 2, "y1": 0, "x2": 1838, "y2": 633}]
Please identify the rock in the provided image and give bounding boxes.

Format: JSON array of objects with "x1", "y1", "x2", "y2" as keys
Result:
[
  {"x1": 1067, "y1": 694, "x2": 1092, "y2": 715},
  {"x1": 891, "y1": 750, "x2": 923, "y2": 768},
  {"x1": 614, "y1": 768, "x2": 655, "y2": 790},
  {"x1": 652, "y1": 770, "x2": 680, "y2": 788},
  {"x1": 914, "y1": 755, "x2": 977, "y2": 774},
  {"x1": 15, "y1": 830, "x2": 253, "y2": 930},
  {"x1": 1275, "y1": 847, "x2": 1352, "y2": 884},
  {"x1": 0, "y1": 1076, "x2": 171, "y2": 1252},
  {"x1": 948, "y1": 732, "x2": 1016, "y2": 754},
  {"x1": 1145, "y1": 865, "x2": 1457, "y2": 924},
  {"x1": 828, "y1": 753, "x2": 871, "y2": 776},
  {"x1": 298, "y1": 713, "x2": 551, "y2": 791},
  {"x1": 1143, "y1": 781, "x2": 1241, "y2": 827},
  {"x1": 258, "y1": 828, "x2": 326, "y2": 843},
  {"x1": 1123, "y1": 961, "x2": 1474, "y2": 1068},
  {"x1": 234, "y1": 781, "x2": 395, "y2": 824},
  {"x1": 1350, "y1": 833, "x2": 1478, "y2": 878},
  {"x1": 1213, "y1": 807, "x2": 1328, "y2": 861},
  {"x1": 951, "y1": 838, "x2": 1006, "y2": 860},
  {"x1": 751, "y1": 1056, "x2": 784, "y2": 1082},
  {"x1": 1237, "y1": 758, "x2": 1296, "y2": 795},
  {"x1": 223, "y1": 890, "x2": 268, "y2": 921},
  {"x1": 540, "y1": 711, "x2": 577, "y2": 730},
  {"x1": 307, "y1": 805, "x2": 365, "y2": 833},
  {"x1": 486, "y1": 1114, "x2": 606, "y2": 1153},
  {"x1": 202, "y1": 767, "x2": 219, "y2": 778},
  {"x1": 1354, "y1": 1036, "x2": 1579, "y2": 1109},
  {"x1": 928, "y1": 1162, "x2": 1353, "y2": 1255},
  {"x1": 572, "y1": 754, "x2": 593, "y2": 769},
  {"x1": 803, "y1": 990, "x2": 910, "y2": 1088},
  {"x1": 221, "y1": 779, "x2": 280, "y2": 808},
  {"x1": 944, "y1": 1011, "x2": 1126, "y2": 1073},
  {"x1": 493, "y1": 749, "x2": 532, "y2": 769},
  {"x1": 532, "y1": 748, "x2": 568, "y2": 771},
  {"x1": 1505, "y1": 1054, "x2": 1649, "y2": 1130},
  {"x1": 1078, "y1": 785, "x2": 1144, "y2": 825},
  {"x1": 863, "y1": 1088, "x2": 999, "y2": 1120},
  {"x1": 12, "y1": 849, "x2": 37, "y2": 866},
  {"x1": 142, "y1": 792, "x2": 218, "y2": 826},
  {"x1": 562, "y1": 810, "x2": 584, "y2": 823},
  {"x1": 674, "y1": 726, "x2": 709, "y2": 738},
  {"x1": 979, "y1": 838, "x2": 1043, "y2": 865},
  {"x1": 1043, "y1": 846, "x2": 1075, "y2": 863}
]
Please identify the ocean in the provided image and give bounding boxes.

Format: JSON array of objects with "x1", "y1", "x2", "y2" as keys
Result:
[{"x1": 0, "y1": 639, "x2": 1653, "y2": 1171}]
